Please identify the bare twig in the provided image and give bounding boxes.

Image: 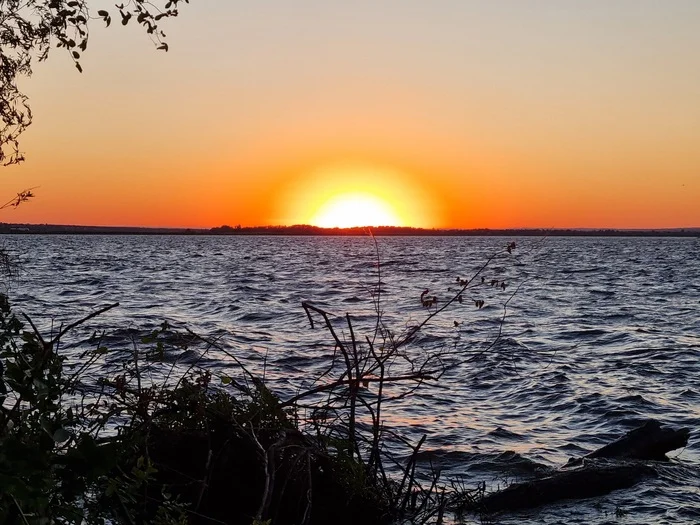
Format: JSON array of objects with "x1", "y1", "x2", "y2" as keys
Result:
[{"x1": 48, "y1": 302, "x2": 120, "y2": 346}]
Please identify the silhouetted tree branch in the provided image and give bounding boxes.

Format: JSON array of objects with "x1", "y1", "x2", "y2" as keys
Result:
[{"x1": 1, "y1": 0, "x2": 190, "y2": 165}]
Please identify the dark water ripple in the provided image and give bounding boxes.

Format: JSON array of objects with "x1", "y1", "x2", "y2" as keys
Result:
[{"x1": 2, "y1": 234, "x2": 700, "y2": 524}]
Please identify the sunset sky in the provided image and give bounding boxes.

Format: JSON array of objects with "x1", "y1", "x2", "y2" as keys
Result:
[{"x1": 1, "y1": 1, "x2": 699, "y2": 229}]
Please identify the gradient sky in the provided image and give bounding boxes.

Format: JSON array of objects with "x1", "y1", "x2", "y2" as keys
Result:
[{"x1": 1, "y1": 0, "x2": 699, "y2": 228}]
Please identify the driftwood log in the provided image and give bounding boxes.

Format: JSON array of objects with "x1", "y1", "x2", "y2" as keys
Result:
[
  {"x1": 472, "y1": 420, "x2": 689, "y2": 513},
  {"x1": 478, "y1": 463, "x2": 656, "y2": 512},
  {"x1": 583, "y1": 419, "x2": 690, "y2": 461}
]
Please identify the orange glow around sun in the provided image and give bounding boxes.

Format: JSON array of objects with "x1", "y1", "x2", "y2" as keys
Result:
[{"x1": 275, "y1": 161, "x2": 442, "y2": 228}]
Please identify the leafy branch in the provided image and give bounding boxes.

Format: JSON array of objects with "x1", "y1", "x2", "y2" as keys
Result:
[{"x1": 0, "y1": 0, "x2": 190, "y2": 165}]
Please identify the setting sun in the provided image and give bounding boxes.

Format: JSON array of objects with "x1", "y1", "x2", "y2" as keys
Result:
[
  {"x1": 274, "y1": 161, "x2": 442, "y2": 228},
  {"x1": 309, "y1": 193, "x2": 402, "y2": 228}
]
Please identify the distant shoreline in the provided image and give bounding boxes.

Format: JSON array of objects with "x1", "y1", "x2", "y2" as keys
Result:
[{"x1": 1, "y1": 223, "x2": 698, "y2": 237}]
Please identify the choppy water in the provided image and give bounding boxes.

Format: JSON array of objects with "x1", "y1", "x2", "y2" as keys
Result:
[{"x1": 3, "y1": 234, "x2": 700, "y2": 524}]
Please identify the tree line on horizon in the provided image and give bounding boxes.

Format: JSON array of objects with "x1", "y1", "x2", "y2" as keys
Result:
[{"x1": 0, "y1": 222, "x2": 697, "y2": 236}]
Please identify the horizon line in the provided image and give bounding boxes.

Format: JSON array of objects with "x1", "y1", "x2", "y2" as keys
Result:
[{"x1": 1, "y1": 222, "x2": 699, "y2": 234}]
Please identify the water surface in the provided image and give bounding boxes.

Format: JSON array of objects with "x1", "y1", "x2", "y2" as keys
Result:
[{"x1": 3, "y1": 234, "x2": 699, "y2": 524}]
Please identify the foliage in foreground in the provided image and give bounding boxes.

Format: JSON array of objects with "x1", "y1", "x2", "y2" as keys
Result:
[
  {"x1": 0, "y1": 242, "x2": 517, "y2": 524},
  {"x1": 0, "y1": 294, "x2": 396, "y2": 524}
]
